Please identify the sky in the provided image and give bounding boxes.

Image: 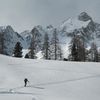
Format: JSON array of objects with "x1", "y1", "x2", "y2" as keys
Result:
[{"x1": 0, "y1": 0, "x2": 100, "y2": 33}]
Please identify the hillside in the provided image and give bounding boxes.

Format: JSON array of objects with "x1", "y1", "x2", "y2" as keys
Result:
[{"x1": 0, "y1": 55, "x2": 100, "y2": 100}]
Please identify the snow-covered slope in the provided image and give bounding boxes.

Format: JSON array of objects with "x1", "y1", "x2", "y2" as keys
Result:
[
  {"x1": 59, "y1": 17, "x2": 91, "y2": 33},
  {"x1": 0, "y1": 55, "x2": 100, "y2": 100}
]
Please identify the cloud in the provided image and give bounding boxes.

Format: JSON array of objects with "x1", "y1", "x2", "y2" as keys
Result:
[{"x1": 0, "y1": 0, "x2": 99, "y2": 32}]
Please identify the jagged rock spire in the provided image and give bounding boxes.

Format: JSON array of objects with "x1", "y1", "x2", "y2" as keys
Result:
[{"x1": 78, "y1": 12, "x2": 92, "y2": 21}]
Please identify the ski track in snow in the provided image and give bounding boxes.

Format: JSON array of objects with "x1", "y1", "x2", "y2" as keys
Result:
[
  {"x1": 0, "y1": 86, "x2": 43, "y2": 97},
  {"x1": 8, "y1": 63, "x2": 99, "y2": 75},
  {"x1": 1, "y1": 62, "x2": 100, "y2": 98},
  {"x1": 34, "y1": 74, "x2": 100, "y2": 86},
  {"x1": 0, "y1": 91, "x2": 40, "y2": 96},
  {"x1": 0, "y1": 74, "x2": 100, "y2": 96}
]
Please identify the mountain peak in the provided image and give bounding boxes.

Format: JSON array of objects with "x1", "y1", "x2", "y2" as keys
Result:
[
  {"x1": 46, "y1": 25, "x2": 53, "y2": 29},
  {"x1": 60, "y1": 15, "x2": 91, "y2": 33},
  {"x1": 6, "y1": 25, "x2": 14, "y2": 32},
  {"x1": 78, "y1": 12, "x2": 92, "y2": 21}
]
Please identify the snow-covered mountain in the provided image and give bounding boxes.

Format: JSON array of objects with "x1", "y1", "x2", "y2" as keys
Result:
[
  {"x1": 20, "y1": 30, "x2": 31, "y2": 48},
  {"x1": 0, "y1": 25, "x2": 25, "y2": 56},
  {"x1": 1, "y1": 12, "x2": 100, "y2": 57},
  {"x1": 21, "y1": 12, "x2": 100, "y2": 58},
  {"x1": 58, "y1": 12, "x2": 100, "y2": 46}
]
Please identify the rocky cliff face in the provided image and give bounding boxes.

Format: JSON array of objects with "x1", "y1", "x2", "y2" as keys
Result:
[{"x1": 58, "y1": 12, "x2": 100, "y2": 46}]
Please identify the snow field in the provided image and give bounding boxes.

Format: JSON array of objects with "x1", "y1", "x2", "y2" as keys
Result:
[{"x1": 0, "y1": 55, "x2": 100, "y2": 100}]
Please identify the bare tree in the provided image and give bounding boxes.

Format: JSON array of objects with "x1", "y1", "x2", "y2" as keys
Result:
[
  {"x1": 29, "y1": 27, "x2": 42, "y2": 59},
  {"x1": 42, "y1": 33, "x2": 51, "y2": 59},
  {"x1": 50, "y1": 28, "x2": 62, "y2": 60},
  {"x1": 89, "y1": 42, "x2": 98, "y2": 62}
]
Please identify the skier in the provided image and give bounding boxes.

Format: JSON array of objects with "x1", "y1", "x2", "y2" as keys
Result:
[{"x1": 24, "y1": 78, "x2": 29, "y2": 87}]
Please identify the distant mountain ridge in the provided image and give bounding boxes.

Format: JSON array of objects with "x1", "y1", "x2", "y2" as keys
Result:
[{"x1": 1, "y1": 12, "x2": 100, "y2": 57}]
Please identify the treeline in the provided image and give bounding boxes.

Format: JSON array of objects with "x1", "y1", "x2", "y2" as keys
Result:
[
  {"x1": 0, "y1": 28, "x2": 62, "y2": 60},
  {"x1": 0, "y1": 27, "x2": 100, "y2": 62},
  {"x1": 68, "y1": 34, "x2": 100, "y2": 62}
]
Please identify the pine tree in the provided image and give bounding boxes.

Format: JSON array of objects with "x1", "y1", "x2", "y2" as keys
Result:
[
  {"x1": 71, "y1": 41, "x2": 78, "y2": 61},
  {"x1": 13, "y1": 42, "x2": 23, "y2": 57},
  {"x1": 25, "y1": 53, "x2": 29, "y2": 58},
  {"x1": 42, "y1": 33, "x2": 51, "y2": 59},
  {"x1": 0, "y1": 32, "x2": 4, "y2": 54},
  {"x1": 69, "y1": 34, "x2": 86, "y2": 61},
  {"x1": 50, "y1": 28, "x2": 62, "y2": 60},
  {"x1": 98, "y1": 50, "x2": 100, "y2": 62}
]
